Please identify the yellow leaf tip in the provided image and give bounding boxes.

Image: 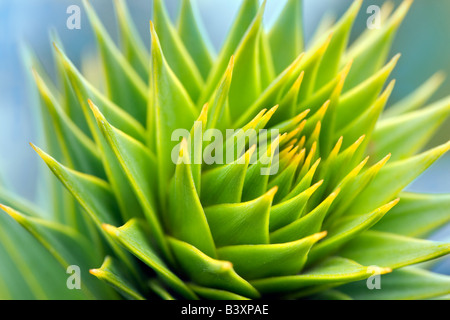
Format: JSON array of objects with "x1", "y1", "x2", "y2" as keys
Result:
[
  {"x1": 0, "y1": 204, "x2": 10, "y2": 213},
  {"x1": 29, "y1": 143, "x2": 47, "y2": 159},
  {"x1": 52, "y1": 41, "x2": 59, "y2": 51},
  {"x1": 102, "y1": 223, "x2": 118, "y2": 236},
  {"x1": 178, "y1": 137, "x2": 191, "y2": 159},
  {"x1": 330, "y1": 188, "x2": 341, "y2": 199},
  {"x1": 436, "y1": 140, "x2": 450, "y2": 155},
  {"x1": 293, "y1": 72, "x2": 305, "y2": 89},
  {"x1": 228, "y1": 55, "x2": 235, "y2": 67},
  {"x1": 267, "y1": 186, "x2": 279, "y2": 198},
  {"x1": 307, "y1": 180, "x2": 324, "y2": 196},
  {"x1": 314, "y1": 230, "x2": 328, "y2": 241},
  {"x1": 269, "y1": 104, "x2": 279, "y2": 114},
  {"x1": 88, "y1": 99, "x2": 105, "y2": 121},
  {"x1": 198, "y1": 103, "x2": 209, "y2": 121},
  {"x1": 89, "y1": 269, "x2": 101, "y2": 276},
  {"x1": 247, "y1": 144, "x2": 257, "y2": 158},
  {"x1": 341, "y1": 60, "x2": 354, "y2": 78},
  {"x1": 381, "y1": 267, "x2": 393, "y2": 275},
  {"x1": 392, "y1": 53, "x2": 402, "y2": 63},
  {"x1": 0, "y1": 204, "x2": 24, "y2": 222},
  {"x1": 220, "y1": 261, "x2": 234, "y2": 272},
  {"x1": 434, "y1": 71, "x2": 446, "y2": 82},
  {"x1": 378, "y1": 153, "x2": 392, "y2": 167},
  {"x1": 385, "y1": 198, "x2": 401, "y2": 211},
  {"x1": 29, "y1": 142, "x2": 39, "y2": 152},
  {"x1": 295, "y1": 109, "x2": 310, "y2": 123},
  {"x1": 315, "y1": 179, "x2": 325, "y2": 188}
]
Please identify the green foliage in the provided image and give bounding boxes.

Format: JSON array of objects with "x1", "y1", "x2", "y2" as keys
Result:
[{"x1": 0, "y1": 0, "x2": 449, "y2": 300}]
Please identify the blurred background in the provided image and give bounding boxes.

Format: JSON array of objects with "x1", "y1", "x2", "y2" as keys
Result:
[{"x1": 0, "y1": 0, "x2": 449, "y2": 273}]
